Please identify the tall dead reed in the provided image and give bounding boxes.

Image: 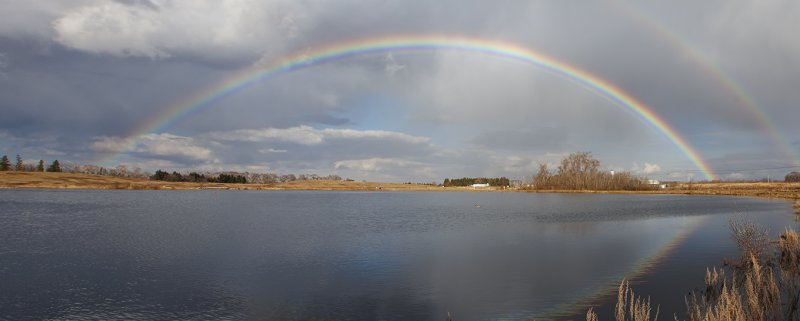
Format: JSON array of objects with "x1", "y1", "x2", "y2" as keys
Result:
[
  {"x1": 779, "y1": 228, "x2": 800, "y2": 320},
  {"x1": 728, "y1": 217, "x2": 770, "y2": 263},
  {"x1": 683, "y1": 255, "x2": 781, "y2": 321},
  {"x1": 587, "y1": 219, "x2": 800, "y2": 321},
  {"x1": 585, "y1": 280, "x2": 659, "y2": 321}
]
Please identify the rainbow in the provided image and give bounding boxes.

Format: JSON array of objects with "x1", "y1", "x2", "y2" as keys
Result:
[
  {"x1": 541, "y1": 214, "x2": 709, "y2": 319},
  {"x1": 607, "y1": 0, "x2": 799, "y2": 166},
  {"x1": 102, "y1": 35, "x2": 717, "y2": 180}
]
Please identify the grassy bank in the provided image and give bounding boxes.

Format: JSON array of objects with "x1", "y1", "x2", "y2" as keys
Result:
[
  {"x1": 2, "y1": 172, "x2": 799, "y2": 200},
  {"x1": 0, "y1": 171, "x2": 486, "y2": 192}
]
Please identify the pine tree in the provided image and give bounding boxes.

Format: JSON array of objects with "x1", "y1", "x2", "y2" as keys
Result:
[
  {"x1": 47, "y1": 160, "x2": 61, "y2": 172},
  {"x1": 37, "y1": 160, "x2": 45, "y2": 172},
  {"x1": 0, "y1": 155, "x2": 10, "y2": 171},
  {"x1": 15, "y1": 154, "x2": 23, "y2": 171}
]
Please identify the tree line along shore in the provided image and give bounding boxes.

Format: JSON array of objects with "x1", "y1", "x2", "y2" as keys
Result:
[
  {"x1": 1, "y1": 171, "x2": 799, "y2": 201},
  {"x1": 1, "y1": 152, "x2": 799, "y2": 199}
]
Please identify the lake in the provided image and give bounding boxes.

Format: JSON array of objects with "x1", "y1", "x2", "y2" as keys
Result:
[{"x1": 0, "y1": 190, "x2": 795, "y2": 320}]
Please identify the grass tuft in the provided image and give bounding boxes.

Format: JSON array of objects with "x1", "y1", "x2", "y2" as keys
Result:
[{"x1": 590, "y1": 218, "x2": 800, "y2": 321}]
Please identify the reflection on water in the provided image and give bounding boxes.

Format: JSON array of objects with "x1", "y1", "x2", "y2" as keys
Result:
[{"x1": 0, "y1": 190, "x2": 794, "y2": 320}]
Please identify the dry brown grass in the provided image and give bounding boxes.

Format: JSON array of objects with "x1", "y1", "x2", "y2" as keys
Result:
[
  {"x1": 669, "y1": 181, "x2": 800, "y2": 200},
  {"x1": 0, "y1": 171, "x2": 240, "y2": 190},
  {"x1": 3, "y1": 172, "x2": 799, "y2": 199},
  {"x1": 589, "y1": 223, "x2": 800, "y2": 321},
  {"x1": 527, "y1": 181, "x2": 800, "y2": 201},
  {"x1": 584, "y1": 280, "x2": 659, "y2": 321},
  {"x1": 0, "y1": 171, "x2": 496, "y2": 192},
  {"x1": 616, "y1": 280, "x2": 659, "y2": 321},
  {"x1": 683, "y1": 255, "x2": 782, "y2": 321},
  {"x1": 587, "y1": 307, "x2": 600, "y2": 321},
  {"x1": 728, "y1": 218, "x2": 770, "y2": 262},
  {"x1": 779, "y1": 228, "x2": 800, "y2": 320}
]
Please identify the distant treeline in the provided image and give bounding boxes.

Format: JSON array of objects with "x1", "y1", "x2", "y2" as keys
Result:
[
  {"x1": 0, "y1": 153, "x2": 345, "y2": 184},
  {"x1": 532, "y1": 152, "x2": 657, "y2": 191},
  {"x1": 149, "y1": 170, "x2": 346, "y2": 184},
  {"x1": 151, "y1": 170, "x2": 247, "y2": 184},
  {"x1": 787, "y1": 172, "x2": 800, "y2": 182},
  {"x1": 148, "y1": 170, "x2": 345, "y2": 184},
  {"x1": 1, "y1": 154, "x2": 60, "y2": 172},
  {"x1": 443, "y1": 177, "x2": 510, "y2": 187}
]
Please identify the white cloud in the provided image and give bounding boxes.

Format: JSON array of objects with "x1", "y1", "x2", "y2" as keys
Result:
[
  {"x1": 278, "y1": 14, "x2": 299, "y2": 39},
  {"x1": 333, "y1": 158, "x2": 437, "y2": 181},
  {"x1": 211, "y1": 126, "x2": 324, "y2": 144},
  {"x1": 43, "y1": 149, "x2": 66, "y2": 156},
  {"x1": 91, "y1": 133, "x2": 212, "y2": 161},
  {"x1": 727, "y1": 172, "x2": 746, "y2": 180},
  {"x1": 334, "y1": 157, "x2": 413, "y2": 171},
  {"x1": 90, "y1": 135, "x2": 132, "y2": 151},
  {"x1": 120, "y1": 159, "x2": 180, "y2": 170},
  {"x1": 631, "y1": 162, "x2": 662, "y2": 175},
  {"x1": 209, "y1": 125, "x2": 430, "y2": 145},
  {"x1": 259, "y1": 148, "x2": 287, "y2": 153},
  {"x1": 384, "y1": 52, "x2": 406, "y2": 76},
  {"x1": 52, "y1": 0, "x2": 306, "y2": 60},
  {"x1": 669, "y1": 171, "x2": 696, "y2": 180},
  {"x1": 321, "y1": 128, "x2": 429, "y2": 143},
  {"x1": 0, "y1": 0, "x2": 88, "y2": 39},
  {"x1": 53, "y1": 2, "x2": 166, "y2": 58}
]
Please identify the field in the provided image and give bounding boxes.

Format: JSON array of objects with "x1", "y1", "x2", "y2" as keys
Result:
[
  {"x1": 0, "y1": 172, "x2": 481, "y2": 192},
  {"x1": 1, "y1": 172, "x2": 799, "y2": 200},
  {"x1": 666, "y1": 181, "x2": 800, "y2": 199}
]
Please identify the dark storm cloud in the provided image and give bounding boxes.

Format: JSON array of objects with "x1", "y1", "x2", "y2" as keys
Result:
[
  {"x1": 112, "y1": 0, "x2": 159, "y2": 10},
  {"x1": 0, "y1": 0, "x2": 798, "y2": 180},
  {"x1": 471, "y1": 128, "x2": 568, "y2": 151}
]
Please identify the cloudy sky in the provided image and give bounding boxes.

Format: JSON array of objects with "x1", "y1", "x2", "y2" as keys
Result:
[{"x1": 1, "y1": 0, "x2": 799, "y2": 182}]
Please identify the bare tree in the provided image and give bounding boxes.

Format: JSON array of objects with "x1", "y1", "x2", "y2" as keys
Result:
[{"x1": 534, "y1": 152, "x2": 654, "y2": 191}]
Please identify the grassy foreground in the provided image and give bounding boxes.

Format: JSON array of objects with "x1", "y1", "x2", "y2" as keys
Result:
[{"x1": 1, "y1": 172, "x2": 800, "y2": 199}]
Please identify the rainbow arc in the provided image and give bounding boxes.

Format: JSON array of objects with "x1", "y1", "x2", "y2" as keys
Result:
[{"x1": 102, "y1": 35, "x2": 717, "y2": 180}]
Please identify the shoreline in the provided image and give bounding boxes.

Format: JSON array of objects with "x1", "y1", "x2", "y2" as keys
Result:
[{"x1": 1, "y1": 172, "x2": 798, "y2": 200}]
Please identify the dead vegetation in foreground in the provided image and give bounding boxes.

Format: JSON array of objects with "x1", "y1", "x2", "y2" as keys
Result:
[{"x1": 583, "y1": 219, "x2": 800, "y2": 321}]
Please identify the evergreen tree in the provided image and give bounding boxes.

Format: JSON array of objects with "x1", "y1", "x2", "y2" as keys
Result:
[
  {"x1": 151, "y1": 169, "x2": 169, "y2": 181},
  {"x1": 47, "y1": 160, "x2": 61, "y2": 172},
  {"x1": 15, "y1": 154, "x2": 23, "y2": 171},
  {"x1": 37, "y1": 160, "x2": 45, "y2": 172},
  {"x1": 0, "y1": 155, "x2": 10, "y2": 171}
]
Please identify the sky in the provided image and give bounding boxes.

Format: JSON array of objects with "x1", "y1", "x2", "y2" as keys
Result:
[{"x1": 1, "y1": 0, "x2": 799, "y2": 182}]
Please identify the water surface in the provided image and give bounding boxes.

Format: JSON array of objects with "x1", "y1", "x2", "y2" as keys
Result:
[{"x1": 0, "y1": 190, "x2": 794, "y2": 320}]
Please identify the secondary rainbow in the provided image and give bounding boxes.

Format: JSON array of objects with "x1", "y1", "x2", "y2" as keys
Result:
[
  {"x1": 103, "y1": 35, "x2": 717, "y2": 180},
  {"x1": 607, "y1": 0, "x2": 799, "y2": 166}
]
